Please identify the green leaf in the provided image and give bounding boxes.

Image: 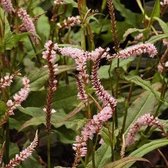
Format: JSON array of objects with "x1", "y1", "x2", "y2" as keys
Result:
[
  {"x1": 9, "y1": 118, "x2": 21, "y2": 130},
  {"x1": 4, "y1": 33, "x2": 29, "y2": 50},
  {"x1": 113, "y1": 0, "x2": 141, "y2": 26},
  {"x1": 124, "y1": 76, "x2": 168, "y2": 106},
  {"x1": 18, "y1": 107, "x2": 44, "y2": 117},
  {"x1": 150, "y1": 0, "x2": 160, "y2": 19},
  {"x1": 29, "y1": 65, "x2": 75, "y2": 91},
  {"x1": 64, "y1": 0, "x2": 78, "y2": 7},
  {"x1": 11, "y1": 65, "x2": 75, "y2": 94},
  {"x1": 28, "y1": 68, "x2": 48, "y2": 91},
  {"x1": 124, "y1": 139, "x2": 168, "y2": 168},
  {"x1": 147, "y1": 33, "x2": 168, "y2": 43},
  {"x1": 52, "y1": 82, "x2": 78, "y2": 111},
  {"x1": 54, "y1": 128, "x2": 76, "y2": 144},
  {"x1": 154, "y1": 17, "x2": 168, "y2": 34},
  {"x1": 21, "y1": 156, "x2": 42, "y2": 168},
  {"x1": 64, "y1": 119, "x2": 86, "y2": 131},
  {"x1": 19, "y1": 107, "x2": 67, "y2": 130},
  {"x1": 124, "y1": 89, "x2": 158, "y2": 133},
  {"x1": 123, "y1": 28, "x2": 145, "y2": 39},
  {"x1": 104, "y1": 156, "x2": 149, "y2": 168},
  {"x1": 98, "y1": 58, "x2": 135, "y2": 79},
  {"x1": 86, "y1": 143, "x2": 111, "y2": 168},
  {"x1": 33, "y1": 7, "x2": 50, "y2": 41},
  {"x1": 123, "y1": 76, "x2": 161, "y2": 100}
]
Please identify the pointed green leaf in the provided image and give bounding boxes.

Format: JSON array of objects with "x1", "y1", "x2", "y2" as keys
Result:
[
  {"x1": 124, "y1": 89, "x2": 158, "y2": 133},
  {"x1": 104, "y1": 156, "x2": 149, "y2": 168},
  {"x1": 124, "y1": 76, "x2": 161, "y2": 100},
  {"x1": 154, "y1": 17, "x2": 168, "y2": 34},
  {"x1": 150, "y1": 0, "x2": 160, "y2": 19},
  {"x1": 124, "y1": 139, "x2": 168, "y2": 168},
  {"x1": 147, "y1": 33, "x2": 168, "y2": 43}
]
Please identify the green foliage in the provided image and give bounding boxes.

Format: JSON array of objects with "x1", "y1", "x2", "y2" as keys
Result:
[
  {"x1": 124, "y1": 89, "x2": 158, "y2": 133},
  {"x1": 86, "y1": 144, "x2": 111, "y2": 168},
  {"x1": 125, "y1": 139, "x2": 168, "y2": 168},
  {"x1": 104, "y1": 157, "x2": 149, "y2": 168}
]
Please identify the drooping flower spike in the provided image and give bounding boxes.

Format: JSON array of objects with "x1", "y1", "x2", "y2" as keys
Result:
[
  {"x1": 17, "y1": 8, "x2": 38, "y2": 44},
  {"x1": 0, "y1": 77, "x2": 30, "y2": 126},
  {"x1": 0, "y1": 0, "x2": 15, "y2": 13},
  {"x1": 108, "y1": 43, "x2": 157, "y2": 60},
  {"x1": 4, "y1": 131, "x2": 38, "y2": 168},
  {"x1": 125, "y1": 113, "x2": 165, "y2": 147},
  {"x1": 57, "y1": 46, "x2": 89, "y2": 101},
  {"x1": 72, "y1": 106, "x2": 114, "y2": 167},
  {"x1": 91, "y1": 48, "x2": 117, "y2": 109},
  {"x1": 6, "y1": 77, "x2": 30, "y2": 116}
]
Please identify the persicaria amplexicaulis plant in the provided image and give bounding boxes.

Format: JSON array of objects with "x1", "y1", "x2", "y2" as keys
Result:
[{"x1": 1, "y1": 1, "x2": 168, "y2": 168}]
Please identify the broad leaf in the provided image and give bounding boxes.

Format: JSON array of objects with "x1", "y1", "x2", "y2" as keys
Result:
[
  {"x1": 150, "y1": 0, "x2": 160, "y2": 19},
  {"x1": 98, "y1": 58, "x2": 135, "y2": 79},
  {"x1": 33, "y1": 7, "x2": 50, "y2": 41},
  {"x1": 154, "y1": 17, "x2": 168, "y2": 34},
  {"x1": 124, "y1": 139, "x2": 168, "y2": 168},
  {"x1": 113, "y1": 0, "x2": 141, "y2": 26},
  {"x1": 104, "y1": 156, "x2": 149, "y2": 168},
  {"x1": 124, "y1": 89, "x2": 158, "y2": 133},
  {"x1": 147, "y1": 33, "x2": 168, "y2": 43},
  {"x1": 19, "y1": 107, "x2": 67, "y2": 130},
  {"x1": 123, "y1": 76, "x2": 161, "y2": 100}
]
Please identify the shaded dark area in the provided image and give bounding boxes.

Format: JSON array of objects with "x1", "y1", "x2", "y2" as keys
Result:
[{"x1": 37, "y1": 143, "x2": 74, "y2": 167}]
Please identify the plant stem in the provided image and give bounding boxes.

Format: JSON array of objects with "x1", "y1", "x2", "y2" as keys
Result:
[
  {"x1": 121, "y1": 84, "x2": 134, "y2": 135},
  {"x1": 28, "y1": 36, "x2": 41, "y2": 66},
  {"x1": 92, "y1": 135, "x2": 99, "y2": 168},
  {"x1": 4, "y1": 122, "x2": 9, "y2": 164},
  {"x1": 47, "y1": 131, "x2": 51, "y2": 168}
]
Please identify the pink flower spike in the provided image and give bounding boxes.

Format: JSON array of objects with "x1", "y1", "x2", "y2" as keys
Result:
[
  {"x1": 6, "y1": 76, "x2": 30, "y2": 116},
  {"x1": 58, "y1": 46, "x2": 89, "y2": 101},
  {"x1": 42, "y1": 40, "x2": 58, "y2": 131},
  {"x1": 72, "y1": 106, "x2": 113, "y2": 167},
  {"x1": 0, "y1": 74, "x2": 14, "y2": 89},
  {"x1": 17, "y1": 8, "x2": 38, "y2": 44},
  {"x1": 125, "y1": 113, "x2": 165, "y2": 147},
  {"x1": 57, "y1": 16, "x2": 81, "y2": 29},
  {"x1": 0, "y1": 0, "x2": 15, "y2": 13},
  {"x1": 4, "y1": 131, "x2": 38, "y2": 168},
  {"x1": 108, "y1": 43, "x2": 157, "y2": 60},
  {"x1": 91, "y1": 50, "x2": 117, "y2": 108}
]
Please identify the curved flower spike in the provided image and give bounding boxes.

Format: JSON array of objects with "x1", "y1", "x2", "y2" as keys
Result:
[
  {"x1": 125, "y1": 113, "x2": 165, "y2": 147},
  {"x1": 17, "y1": 8, "x2": 38, "y2": 44},
  {"x1": 72, "y1": 106, "x2": 113, "y2": 167},
  {"x1": 91, "y1": 49, "x2": 117, "y2": 108},
  {"x1": 108, "y1": 43, "x2": 157, "y2": 60},
  {"x1": 4, "y1": 131, "x2": 38, "y2": 168},
  {"x1": 0, "y1": 0, "x2": 15, "y2": 13}
]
